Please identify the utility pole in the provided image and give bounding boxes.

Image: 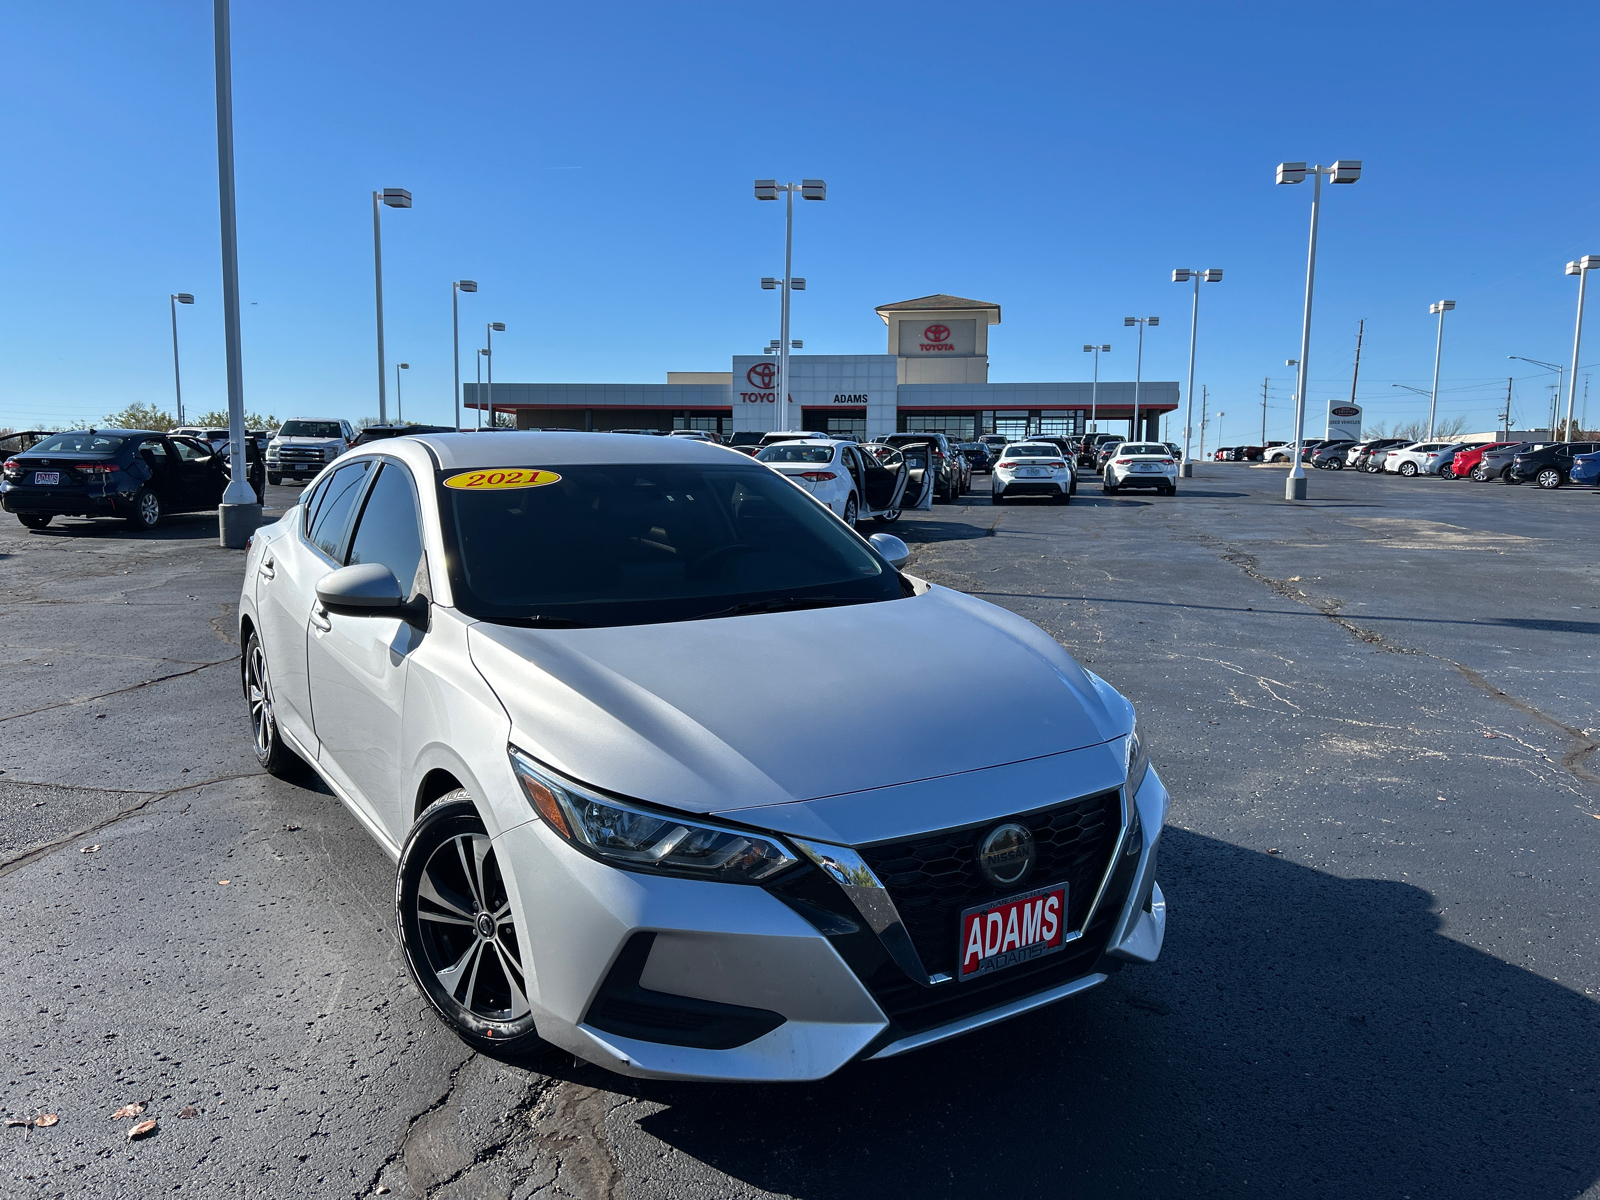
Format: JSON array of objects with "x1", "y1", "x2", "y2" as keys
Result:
[
  {"x1": 1501, "y1": 377, "x2": 1513, "y2": 439},
  {"x1": 1348, "y1": 317, "x2": 1364, "y2": 409},
  {"x1": 1199, "y1": 386, "x2": 1209, "y2": 461},
  {"x1": 1261, "y1": 377, "x2": 1269, "y2": 445}
]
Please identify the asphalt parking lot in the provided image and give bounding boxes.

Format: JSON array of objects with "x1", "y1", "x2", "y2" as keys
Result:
[{"x1": 3, "y1": 465, "x2": 1598, "y2": 1199}]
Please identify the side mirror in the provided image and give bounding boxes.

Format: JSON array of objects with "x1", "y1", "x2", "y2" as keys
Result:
[
  {"x1": 315, "y1": 563, "x2": 404, "y2": 615},
  {"x1": 868, "y1": 533, "x2": 910, "y2": 570}
]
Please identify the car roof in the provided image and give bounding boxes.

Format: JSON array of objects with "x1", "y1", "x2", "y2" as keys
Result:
[{"x1": 411, "y1": 430, "x2": 747, "y2": 470}]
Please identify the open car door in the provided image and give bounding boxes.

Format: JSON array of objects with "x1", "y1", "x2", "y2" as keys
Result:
[
  {"x1": 895, "y1": 442, "x2": 935, "y2": 510},
  {"x1": 853, "y1": 444, "x2": 910, "y2": 520}
]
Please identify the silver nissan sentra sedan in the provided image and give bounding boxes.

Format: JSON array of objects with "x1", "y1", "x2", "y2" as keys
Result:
[{"x1": 239, "y1": 432, "x2": 1169, "y2": 1081}]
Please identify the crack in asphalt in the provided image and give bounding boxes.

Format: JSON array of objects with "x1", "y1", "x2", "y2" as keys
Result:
[
  {"x1": 1206, "y1": 537, "x2": 1600, "y2": 787},
  {"x1": 362, "y1": 1052, "x2": 477, "y2": 1198},
  {"x1": 0, "y1": 657, "x2": 235, "y2": 724},
  {"x1": 0, "y1": 769, "x2": 260, "y2": 879}
]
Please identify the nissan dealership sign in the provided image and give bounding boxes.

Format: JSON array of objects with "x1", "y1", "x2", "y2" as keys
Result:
[{"x1": 1326, "y1": 401, "x2": 1362, "y2": 441}]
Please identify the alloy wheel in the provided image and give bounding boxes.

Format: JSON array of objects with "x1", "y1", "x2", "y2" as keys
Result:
[
  {"x1": 843, "y1": 495, "x2": 858, "y2": 526},
  {"x1": 245, "y1": 640, "x2": 276, "y2": 760},
  {"x1": 1399, "y1": 462, "x2": 1417, "y2": 477},
  {"x1": 1537, "y1": 468, "x2": 1562, "y2": 489},
  {"x1": 414, "y1": 833, "x2": 531, "y2": 1023},
  {"x1": 138, "y1": 491, "x2": 160, "y2": 526}
]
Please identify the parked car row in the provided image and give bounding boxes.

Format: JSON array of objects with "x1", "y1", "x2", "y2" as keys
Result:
[{"x1": 1244, "y1": 434, "x2": 1600, "y2": 489}]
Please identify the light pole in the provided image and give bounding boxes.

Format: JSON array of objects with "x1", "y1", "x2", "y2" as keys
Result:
[
  {"x1": 1509, "y1": 356, "x2": 1565, "y2": 438},
  {"x1": 1217, "y1": 411, "x2": 1226, "y2": 454},
  {"x1": 1082, "y1": 344, "x2": 1110, "y2": 433},
  {"x1": 761, "y1": 275, "x2": 807, "y2": 428},
  {"x1": 476, "y1": 349, "x2": 486, "y2": 428},
  {"x1": 395, "y1": 363, "x2": 409, "y2": 424},
  {"x1": 169, "y1": 293, "x2": 194, "y2": 425},
  {"x1": 452, "y1": 280, "x2": 477, "y2": 432},
  {"x1": 1172, "y1": 268, "x2": 1223, "y2": 476},
  {"x1": 1123, "y1": 317, "x2": 1158, "y2": 440},
  {"x1": 483, "y1": 323, "x2": 504, "y2": 429},
  {"x1": 372, "y1": 186, "x2": 412, "y2": 424},
  {"x1": 755, "y1": 178, "x2": 826, "y2": 432},
  {"x1": 1565, "y1": 256, "x2": 1600, "y2": 438},
  {"x1": 211, "y1": 0, "x2": 257, "y2": 546},
  {"x1": 1423, "y1": 300, "x2": 1456, "y2": 440},
  {"x1": 1276, "y1": 159, "x2": 1363, "y2": 500}
]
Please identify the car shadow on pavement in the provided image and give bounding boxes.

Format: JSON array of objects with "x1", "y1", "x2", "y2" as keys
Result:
[
  {"x1": 23, "y1": 513, "x2": 225, "y2": 542},
  {"x1": 887, "y1": 518, "x2": 998, "y2": 543},
  {"x1": 565, "y1": 828, "x2": 1600, "y2": 1199}
]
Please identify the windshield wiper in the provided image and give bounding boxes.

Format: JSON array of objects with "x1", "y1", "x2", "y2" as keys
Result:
[
  {"x1": 689, "y1": 596, "x2": 877, "y2": 621},
  {"x1": 495, "y1": 614, "x2": 591, "y2": 629}
]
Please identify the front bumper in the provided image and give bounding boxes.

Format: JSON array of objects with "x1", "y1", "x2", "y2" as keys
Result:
[{"x1": 494, "y1": 764, "x2": 1170, "y2": 1082}]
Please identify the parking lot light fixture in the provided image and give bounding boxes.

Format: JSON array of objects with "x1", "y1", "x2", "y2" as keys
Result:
[
  {"x1": 1565, "y1": 257, "x2": 1600, "y2": 438},
  {"x1": 372, "y1": 186, "x2": 412, "y2": 425},
  {"x1": 1425, "y1": 300, "x2": 1457, "y2": 440},
  {"x1": 1124, "y1": 317, "x2": 1158, "y2": 440},
  {"x1": 396, "y1": 363, "x2": 409, "y2": 423},
  {"x1": 1173, "y1": 267, "x2": 1223, "y2": 476},
  {"x1": 453, "y1": 280, "x2": 477, "y2": 431},
  {"x1": 754, "y1": 178, "x2": 825, "y2": 431},
  {"x1": 1082, "y1": 344, "x2": 1110, "y2": 432},
  {"x1": 1508, "y1": 355, "x2": 1566, "y2": 438},
  {"x1": 1276, "y1": 159, "x2": 1362, "y2": 500},
  {"x1": 169, "y1": 293, "x2": 194, "y2": 426}
]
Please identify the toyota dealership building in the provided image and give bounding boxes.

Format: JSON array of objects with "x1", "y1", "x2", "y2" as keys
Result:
[{"x1": 467, "y1": 294, "x2": 1178, "y2": 443}]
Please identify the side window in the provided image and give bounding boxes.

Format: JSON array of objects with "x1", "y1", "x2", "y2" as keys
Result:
[
  {"x1": 346, "y1": 462, "x2": 427, "y2": 598},
  {"x1": 306, "y1": 460, "x2": 373, "y2": 560},
  {"x1": 139, "y1": 440, "x2": 169, "y2": 466},
  {"x1": 171, "y1": 438, "x2": 207, "y2": 462}
]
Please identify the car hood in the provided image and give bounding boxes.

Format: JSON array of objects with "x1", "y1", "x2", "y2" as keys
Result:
[{"x1": 467, "y1": 584, "x2": 1127, "y2": 815}]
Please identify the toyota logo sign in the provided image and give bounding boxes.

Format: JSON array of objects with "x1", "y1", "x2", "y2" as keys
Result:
[
  {"x1": 746, "y1": 362, "x2": 776, "y2": 389},
  {"x1": 923, "y1": 324, "x2": 951, "y2": 343}
]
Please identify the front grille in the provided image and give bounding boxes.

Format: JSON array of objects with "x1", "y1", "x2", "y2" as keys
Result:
[
  {"x1": 276, "y1": 447, "x2": 325, "y2": 464},
  {"x1": 857, "y1": 788, "x2": 1122, "y2": 980}
]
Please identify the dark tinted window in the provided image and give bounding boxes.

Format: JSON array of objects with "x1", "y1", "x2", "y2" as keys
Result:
[
  {"x1": 438, "y1": 461, "x2": 899, "y2": 626},
  {"x1": 139, "y1": 440, "x2": 169, "y2": 464},
  {"x1": 171, "y1": 438, "x2": 210, "y2": 461},
  {"x1": 306, "y1": 460, "x2": 372, "y2": 560},
  {"x1": 29, "y1": 432, "x2": 126, "y2": 454},
  {"x1": 279, "y1": 420, "x2": 344, "y2": 438},
  {"x1": 346, "y1": 462, "x2": 427, "y2": 598}
]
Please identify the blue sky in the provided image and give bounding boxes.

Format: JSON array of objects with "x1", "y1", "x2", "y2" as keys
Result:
[{"x1": 4, "y1": 1, "x2": 1599, "y2": 439}]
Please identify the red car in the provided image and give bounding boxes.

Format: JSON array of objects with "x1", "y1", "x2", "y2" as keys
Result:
[{"x1": 1447, "y1": 441, "x2": 1517, "y2": 479}]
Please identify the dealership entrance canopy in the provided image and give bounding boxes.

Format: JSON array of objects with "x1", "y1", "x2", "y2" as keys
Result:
[{"x1": 468, "y1": 294, "x2": 1178, "y2": 442}]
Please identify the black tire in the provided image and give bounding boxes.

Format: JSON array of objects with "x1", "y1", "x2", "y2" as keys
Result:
[
  {"x1": 992, "y1": 492, "x2": 1006, "y2": 505},
  {"x1": 266, "y1": 473, "x2": 281, "y2": 486},
  {"x1": 397, "y1": 793, "x2": 546, "y2": 1054},
  {"x1": 1069, "y1": 474, "x2": 1078, "y2": 495},
  {"x1": 1168, "y1": 484, "x2": 1179, "y2": 496},
  {"x1": 1398, "y1": 462, "x2": 1418, "y2": 478},
  {"x1": 126, "y1": 488, "x2": 161, "y2": 531},
  {"x1": 1537, "y1": 468, "x2": 1562, "y2": 489},
  {"x1": 1103, "y1": 473, "x2": 1118, "y2": 493},
  {"x1": 1053, "y1": 489, "x2": 1071, "y2": 505},
  {"x1": 18, "y1": 513, "x2": 51, "y2": 529},
  {"x1": 1328, "y1": 458, "x2": 1344, "y2": 471},
  {"x1": 243, "y1": 630, "x2": 297, "y2": 778},
  {"x1": 842, "y1": 493, "x2": 858, "y2": 527}
]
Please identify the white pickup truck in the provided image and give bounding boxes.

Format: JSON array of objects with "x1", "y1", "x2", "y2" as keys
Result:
[{"x1": 265, "y1": 419, "x2": 355, "y2": 485}]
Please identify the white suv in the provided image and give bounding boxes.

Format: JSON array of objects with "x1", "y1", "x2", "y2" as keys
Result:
[{"x1": 266, "y1": 419, "x2": 355, "y2": 485}]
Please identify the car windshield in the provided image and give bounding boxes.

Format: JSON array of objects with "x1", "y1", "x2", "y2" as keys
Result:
[
  {"x1": 1003, "y1": 444, "x2": 1059, "y2": 458},
  {"x1": 437, "y1": 461, "x2": 902, "y2": 627},
  {"x1": 757, "y1": 445, "x2": 834, "y2": 464},
  {"x1": 279, "y1": 421, "x2": 343, "y2": 438},
  {"x1": 28, "y1": 432, "x2": 126, "y2": 454},
  {"x1": 1118, "y1": 445, "x2": 1168, "y2": 456}
]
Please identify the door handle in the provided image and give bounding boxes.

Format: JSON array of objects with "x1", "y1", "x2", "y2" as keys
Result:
[
  {"x1": 310, "y1": 604, "x2": 331, "y2": 633},
  {"x1": 258, "y1": 555, "x2": 275, "y2": 580}
]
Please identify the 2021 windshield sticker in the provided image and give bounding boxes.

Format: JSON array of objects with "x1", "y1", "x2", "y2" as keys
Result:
[{"x1": 442, "y1": 468, "x2": 562, "y2": 491}]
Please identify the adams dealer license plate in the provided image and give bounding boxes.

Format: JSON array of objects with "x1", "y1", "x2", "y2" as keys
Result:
[{"x1": 958, "y1": 883, "x2": 1067, "y2": 981}]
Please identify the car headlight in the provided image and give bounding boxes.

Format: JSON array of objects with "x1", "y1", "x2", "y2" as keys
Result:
[
  {"x1": 1124, "y1": 715, "x2": 1150, "y2": 796},
  {"x1": 509, "y1": 748, "x2": 799, "y2": 883}
]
